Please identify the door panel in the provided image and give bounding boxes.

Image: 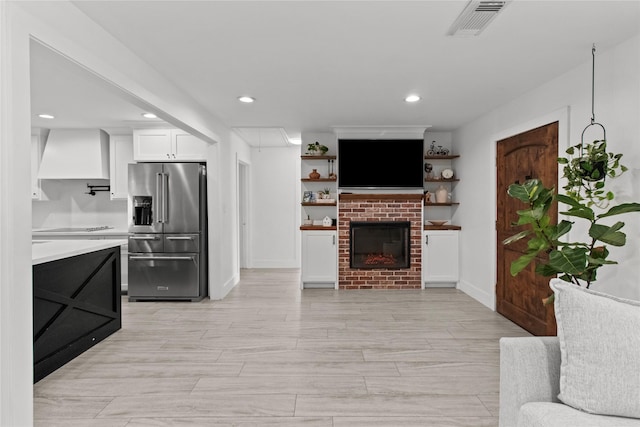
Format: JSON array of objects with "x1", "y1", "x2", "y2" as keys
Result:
[
  {"x1": 496, "y1": 122, "x2": 558, "y2": 336},
  {"x1": 128, "y1": 234, "x2": 163, "y2": 253},
  {"x1": 128, "y1": 253, "x2": 199, "y2": 300},
  {"x1": 128, "y1": 163, "x2": 163, "y2": 233},
  {"x1": 164, "y1": 234, "x2": 200, "y2": 253},
  {"x1": 162, "y1": 163, "x2": 201, "y2": 233}
]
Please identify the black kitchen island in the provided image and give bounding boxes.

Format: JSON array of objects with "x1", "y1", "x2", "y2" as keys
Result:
[{"x1": 32, "y1": 240, "x2": 124, "y2": 382}]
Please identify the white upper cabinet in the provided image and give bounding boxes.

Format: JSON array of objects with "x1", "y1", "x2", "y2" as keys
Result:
[
  {"x1": 172, "y1": 131, "x2": 209, "y2": 160},
  {"x1": 109, "y1": 135, "x2": 134, "y2": 200},
  {"x1": 133, "y1": 129, "x2": 172, "y2": 161},
  {"x1": 133, "y1": 129, "x2": 208, "y2": 161}
]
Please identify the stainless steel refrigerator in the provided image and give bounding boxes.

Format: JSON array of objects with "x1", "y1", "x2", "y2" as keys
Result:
[{"x1": 127, "y1": 162, "x2": 207, "y2": 301}]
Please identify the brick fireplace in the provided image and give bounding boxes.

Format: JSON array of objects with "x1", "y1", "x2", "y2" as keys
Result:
[{"x1": 338, "y1": 193, "x2": 423, "y2": 289}]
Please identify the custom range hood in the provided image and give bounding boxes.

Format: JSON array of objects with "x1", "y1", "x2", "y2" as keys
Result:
[{"x1": 38, "y1": 129, "x2": 110, "y2": 179}]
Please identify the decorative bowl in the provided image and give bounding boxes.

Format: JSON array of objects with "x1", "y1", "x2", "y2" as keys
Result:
[{"x1": 427, "y1": 220, "x2": 449, "y2": 226}]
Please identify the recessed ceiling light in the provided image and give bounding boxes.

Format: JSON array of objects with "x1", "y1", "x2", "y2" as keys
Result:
[
  {"x1": 238, "y1": 96, "x2": 256, "y2": 103},
  {"x1": 141, "y1": 112, "x2": 157, "y2": 119},
  {"x1": 38, "y1": 114, "x2": 55, "y2": 119},
  {"x1": 404, "y1": 95, "x2": 421, "y2": 103}
]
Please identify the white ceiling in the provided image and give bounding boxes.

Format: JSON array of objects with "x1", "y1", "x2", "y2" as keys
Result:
[{"x1": 30, "y1": 1, "x2": 640, "y2": 147}]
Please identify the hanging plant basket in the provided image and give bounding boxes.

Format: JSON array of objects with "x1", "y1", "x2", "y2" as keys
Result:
[{"x1": 577, "y1": 158, "x2": 606, "y2": 182}]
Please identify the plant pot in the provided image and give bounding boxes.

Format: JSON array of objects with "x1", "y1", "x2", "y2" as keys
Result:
[{"x1": 579, "y1": 159, "x2": 606, "y2": 182}]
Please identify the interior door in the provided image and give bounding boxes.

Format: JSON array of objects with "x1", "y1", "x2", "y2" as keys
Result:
[{"x1": 496, "y1": 122, "x2": 558, "y2": 336}]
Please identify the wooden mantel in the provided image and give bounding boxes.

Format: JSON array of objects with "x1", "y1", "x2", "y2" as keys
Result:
[{"x1": 338, "y1": 193, "x2": 424, "y2": 201}]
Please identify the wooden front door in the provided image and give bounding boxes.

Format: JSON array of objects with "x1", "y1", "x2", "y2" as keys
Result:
[{"x1": 496, "y1": 122, "x2": 558, "y2": 336}]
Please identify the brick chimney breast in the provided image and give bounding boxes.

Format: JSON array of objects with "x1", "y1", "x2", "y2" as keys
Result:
[{"x1": 338, "y1": 194, "x2": 423, "y2": 289}]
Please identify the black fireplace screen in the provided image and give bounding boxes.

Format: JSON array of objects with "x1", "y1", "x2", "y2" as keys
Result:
[{"x1": 349, "y1": 221, "x2": 410, "y2": 269}]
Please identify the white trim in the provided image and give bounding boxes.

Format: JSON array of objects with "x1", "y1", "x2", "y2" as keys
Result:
[
  {"x1": 490, "y1": 106, "x2": 570, "y2": 311},
  {"x1": 0, "y1": 3, "x2": 34, "y2": 425},
  {"x1": 331, "y1": 125, "x2": 431, "y2": 140},
  {"x1": 458, "y1": 279, "x2": 495, "y2": 310},
  {"x1": 237, "y1": 156, "x2": 251, "y2": 269}
]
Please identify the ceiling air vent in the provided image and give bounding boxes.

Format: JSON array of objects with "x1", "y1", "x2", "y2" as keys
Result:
[{"x1": 447, "y1": 1, "x2": 509, "y2": 37}]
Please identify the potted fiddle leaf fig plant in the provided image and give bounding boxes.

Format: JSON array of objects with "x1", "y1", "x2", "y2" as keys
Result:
[{"x1": 503, "y1": 138, "x2": 640, "y2": 304}]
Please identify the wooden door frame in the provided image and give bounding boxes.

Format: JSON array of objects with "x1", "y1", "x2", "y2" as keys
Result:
[{"x1": 489, "y1": 107, "x2": 570, "y2": 310}]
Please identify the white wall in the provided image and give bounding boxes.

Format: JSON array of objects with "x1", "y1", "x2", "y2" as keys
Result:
[
  {"x1": 454, "y1": 35, "x2": 640, "y2": 309},
  {"x1": 32, "y1": 180, "x2": 127, "y2": 229},
  {"x1": 250, "y1": 146, "x2": 301, "y2": 268}
]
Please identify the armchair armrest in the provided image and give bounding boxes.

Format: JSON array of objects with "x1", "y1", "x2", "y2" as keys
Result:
[{"x1": 499, "y1": 336, "x2": 562, "y2": 427}]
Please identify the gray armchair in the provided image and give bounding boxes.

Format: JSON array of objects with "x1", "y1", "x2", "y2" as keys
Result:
[{"x1": 499, "y1": 337, "x2": 640, "y2": 427}]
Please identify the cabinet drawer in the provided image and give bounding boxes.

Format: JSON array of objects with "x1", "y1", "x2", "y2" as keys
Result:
[
  {"x1": 163, "y1": 234, "x2": 200, "y2": 253},
  {"x1": 128, "y1": 253, "x2": 199, "y2": 299},
  {"x1": 128, "y1": 234, "x2": 163, "y2": 252}
]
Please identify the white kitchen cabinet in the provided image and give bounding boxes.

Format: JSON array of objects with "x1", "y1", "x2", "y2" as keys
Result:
[
  {"x1": 133, "y1": 129, "x2": 208, "y2": 161},
  {"x1": 31, "y1": 129, "x2": 50, "y2": 200},
  {"x1": 31, "y1": 134, "x2": 44, "y2": 200},
  {"x1": 172, "y1": 130, "x2": 208, "y2": 160},
  {"x1": 422, "y1": 230, "x2": 459, "y2": 287},
  {"x1": 109, "y1": 134, "x2": 134, "y2": 200},
  {"x1": 301, "y1": 230, "x2": 337, "y2": 288}
]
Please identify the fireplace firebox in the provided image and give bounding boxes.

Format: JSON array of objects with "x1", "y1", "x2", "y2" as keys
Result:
[{"x1": 349, "y1": 221, "x2": 410, "y2": 269}]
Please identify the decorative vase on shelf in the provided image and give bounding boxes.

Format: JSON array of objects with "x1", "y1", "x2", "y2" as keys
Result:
[
  {"x1": 435, "y1": 185, "x2": 448, "y2": 203},
  {"x1": 309, "y1": 169, "x2": 320, "y2": 179}
]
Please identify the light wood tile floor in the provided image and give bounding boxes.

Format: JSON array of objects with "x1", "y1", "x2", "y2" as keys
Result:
[{"x1": 34, "y1": 268, "x2": 530, "y2": 426}]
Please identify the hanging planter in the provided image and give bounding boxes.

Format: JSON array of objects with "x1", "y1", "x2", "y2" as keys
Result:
[{"x1": 578, "y1": 158, "x2": 606, "y2": 182}]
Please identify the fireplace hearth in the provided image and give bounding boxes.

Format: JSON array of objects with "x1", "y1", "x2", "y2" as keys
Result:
[{"x1": 349, "y1": 221, "x2": 410, "y2": 269}]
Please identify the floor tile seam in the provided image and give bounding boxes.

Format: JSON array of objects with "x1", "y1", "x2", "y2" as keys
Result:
[
  {"x1": 65, "y1": 360, "x2": 243, "y2": 368},
  {"x1": 91, "y1": 395, "x2": 119, "y2": 419},
  {"x1": 476, "y1": 392, "x2": 497, "y2": 415},
  {"x1": 33, "y1": 382, "x2": 199, "y2": 399}
]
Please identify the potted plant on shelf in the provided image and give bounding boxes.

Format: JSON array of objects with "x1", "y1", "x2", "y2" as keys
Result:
[
  {"x1": 503, "y1": 138, "x2": 640, "y2": 304},
  {"x1": 320, "y1": 188, "x2": 331, "y2": 199},
  {"x1": 306, "y1": 141, "x2": 329, "y2": 156}
]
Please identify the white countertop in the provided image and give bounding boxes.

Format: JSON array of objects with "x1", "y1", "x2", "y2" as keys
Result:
[
  {"x1": 32, "y1": 239, "x2": 127, "y2": 265},
  {"x1": 32, "y1": 228, "x2": 129, "y2": 237}
]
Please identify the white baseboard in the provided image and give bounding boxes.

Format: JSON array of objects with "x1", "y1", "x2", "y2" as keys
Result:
[
  {"x1": 251, "y1": 260, "x2": 300, "y2": 268},
  {"x1": 457, "y1": 279, "x2": 495, "y2": 311},
  {"x1": 210, "y1": 274, "x2": 239, "y2": 300},
  {"x1": 424, "y1": 282, "x2": 457, "y2": 288}
]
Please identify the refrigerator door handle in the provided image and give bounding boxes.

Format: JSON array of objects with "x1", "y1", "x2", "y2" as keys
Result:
[
  {"x1": 165, "y1": 236, "x2": 194, "y2": 241},
  {"x1": 156, "y1": 173, "x2": 164, "y2": 223},
  {"x1": 163, "y1": 172, "x2": 169, "y2": 224},
  {"x1": 130, "y1": 255, "x2": 194, "y2": 261},
  {"x1": 130, "y1": 236, "x2": 160, "y2": 240}
]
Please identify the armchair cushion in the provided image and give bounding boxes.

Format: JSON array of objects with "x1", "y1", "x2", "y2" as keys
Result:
[
  {"x1": 499, "y1": 336, "x2": 561, "y2": 427},
  {"x1": 550, "y1": 279, "x2": 640, "y2": 418},
  {"x1": 518, "y1": 402, "x2": 640, "y2": 427}
]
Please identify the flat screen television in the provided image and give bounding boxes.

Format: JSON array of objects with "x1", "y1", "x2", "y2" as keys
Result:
[{"x1": 338, "y1": 139, "x2": 424, "y2": 189}]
